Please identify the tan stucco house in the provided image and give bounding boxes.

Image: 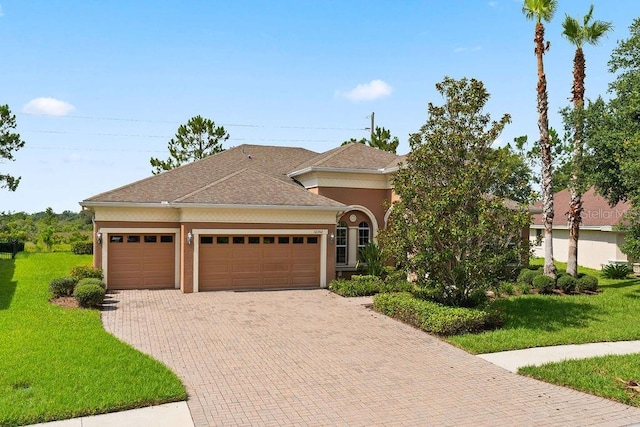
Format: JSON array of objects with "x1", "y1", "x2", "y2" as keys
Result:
[
  {"x1": 530, "y1": 187, "x2": 632, "y2": 270},
  {"x1": 81, "y1": 143, "x2": 403, "y2": 293}
]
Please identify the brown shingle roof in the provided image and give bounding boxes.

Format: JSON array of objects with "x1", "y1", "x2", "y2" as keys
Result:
[
  {"x1": 83, "y1": 144, "x2": 343, "y2": 208},
  {"x1": 531, "y1": 187, "x2": 631, "y2": 227},
  {"x1": 289, "y1": 143, "x2": 403, "y2": 174}
]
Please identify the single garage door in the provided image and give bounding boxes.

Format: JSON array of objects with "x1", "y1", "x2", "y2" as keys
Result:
[
  {"x1": 198, "y1": 234, "x2": 321, "y2": 291},
  {"x1": 107, "y1": 233, "x2": 175, "y2": 289}
]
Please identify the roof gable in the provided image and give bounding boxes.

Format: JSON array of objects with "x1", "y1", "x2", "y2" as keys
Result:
[{"x1": 289, "y1": 143, "x2": 403, "y2": 175}]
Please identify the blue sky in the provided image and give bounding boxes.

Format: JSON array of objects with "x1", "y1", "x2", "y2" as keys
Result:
[{"x1": 0, "y1": 0, "x2": 636, "y2": 213}]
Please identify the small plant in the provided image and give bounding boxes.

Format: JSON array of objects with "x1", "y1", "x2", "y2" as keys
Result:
[
  {"x1": 70, "y1": 265, "x2": 104, "y2": 281},
  {"x1": 73, "y1": 283, "x2": 105, "y2": 308},
  {"x1": 602, "y1": 263, "x2": 633, "y2": 279},
  {"x1": 515, "y1": 283, "x2": 531, "y2": 295},
  {"x1": 557, "y1": 275, "x2": 577, "y2": 293},
  {"x1": 517, "y1": 268, "x2": 541, "y2": 285},
  {"x1": 497, "y1": 282, "x2": 515, "y2": 296},
  {"x1": 532, "y1": 274, "x2": 555, "y2": 294},
  {"x1": 577, "y1": 274, "x2": 599, "y2": 292},
  {"x1": 77, "y1": 277, "x2": 106, "y2": 290},
  {"x1": 356, "y1": 242, "x2": 387, "y2": 277},
  {"x1": 71, "y1": 242, "x2": 93, "y2": 255},
  {"x1": 49, "y1": 277, "x2": 78, "y2": 297}
]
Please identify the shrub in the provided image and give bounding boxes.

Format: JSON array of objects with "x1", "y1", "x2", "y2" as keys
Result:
[
  {"x1": 556, "y1": 274, "x2": 577, "y2": 293},
  {"x1": 71, "y1": 242, "x2": 93, "y2": 255},
  {"x1": 77, "y1": 277, "x2": 106, "y2": 290},
  {"x1": 532, "y1": 274, "x2": 555, "y2": 294},
  {"x1": 329, "y1": 276, "x2": 381, "y2": 297},
  {"x1": 517, "y1": 268, "x2": 541, "y2": 285},
  {"x1": 497, "y1": 282, "x2": 515, "y2": 296},
  {"x1": 73, "y1": 283, "x2": 105, "y2": 308},
  {"x1": 70, "y1": 265, "x2": 103, "y2": 281},
  {"x1": 577, "y1": 274, "x2": 599, "y2": 292},
  {"x1": 381, "y1": 267, "x2": 411, "y2": 293},
  {"x1": 602, "y1": 263, "x2": 633, "y2": 279},
  {"x1": 515, "y1": 283, "x2": 531, "y2": 295},
  {"x1": 49, "y1": 277, "x2": 78, "y2": 297},
  {"x1": 357, "y1": 242, "x2": 387, "y2": 277},
  {"x1": 373, "y1": 292, "x2": 496, "y2": 336}
]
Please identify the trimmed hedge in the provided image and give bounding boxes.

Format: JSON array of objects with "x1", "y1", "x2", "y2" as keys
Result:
[
  {"x1": 517, "y1": 268, "x2": 541, "y2": 285},
  {"x1": 71, "y1": 242, "x2": 93, "y2": 255},
  {"x1": 532, "y1": 274, "x2": 555, "y2": 294},
  {"x1": 77, "y1": 277, "x2": 106, "y2": 290},
  {"x1": 70, "y1": 265, "x2": 103, "y2": 281},
  {"x1": 577, "y1": 274, "x2": 599, "y2": 292},
  {"x1": 49, "y1": 277, "x2": 78, "y2": 297},
  {"x1": 73, "y1": 283, "x2": 105, "y2": 308},
  {"x1": 557, "y1": 274, "x2": 577, "y2": 293},
  {"x1": 372, "y1": 292, "x2": 496, "y2": 336},
  {"x1": 329, "y1": 276, "x2": 382, "y2": 297}
]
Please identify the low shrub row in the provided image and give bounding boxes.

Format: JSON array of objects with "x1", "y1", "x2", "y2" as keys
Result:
[
  {"x1": 516, "y1": 268, "x2": 599, "y2": 294},
  {"x1": 49, "y1": 265, "x2": 105, "y2": 308},
  {"x1": 329, "y1": 273, "x2": 412, "y2": 297},
  {"x1": 372, "y1": 292, "x2": 498, "y2": 336},
  {"x1": 71, "y1": 242, "x2": 93, "y2": 255}
]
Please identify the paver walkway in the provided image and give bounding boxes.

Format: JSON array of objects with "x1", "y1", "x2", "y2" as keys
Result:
[{"x1": 102, "y1": 289, "x2": 640, "y2": 426}]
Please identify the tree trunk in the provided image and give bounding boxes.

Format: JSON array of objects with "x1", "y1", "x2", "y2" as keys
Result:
[
  {"x1": 535, "y1": 21, "x2": 557, "y2": 279},
  {"x1": 567, "y1": 48, "x2": 586, "y2": 278}
]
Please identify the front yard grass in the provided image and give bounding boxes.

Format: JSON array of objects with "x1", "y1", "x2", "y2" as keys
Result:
[
  {"x1": 0, "y1": 252, "x2": 186, "y2": 426},
  {"x1": 446, "y1": 261, "x2": 640, "y2": 354}
]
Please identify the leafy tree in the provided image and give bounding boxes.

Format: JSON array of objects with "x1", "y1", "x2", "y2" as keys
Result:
[
  {"x1": 561, "y1": 5, "x2": 612, "y2": 277},
  {"x1": 523, "y1": 0, "x2": 558, "y2": 278},
  {"x1": 0, "y1": 104, "x2": 26, "y2": 191},
  {"x1": 342, "y1": 126, "x2": 399, "y2": 153},
  {"x1": 150, "y1": 115, "x2": 229, "y2": 174},
  {"x1": 487, "y1": 144, "x2": 536, "y2": 204},
  {"x1": 40, "y1": 226, "x2": 54, "y2": 252},
  {"x1": 382, "y1": 77, "x2": 530, "y2": 308}
]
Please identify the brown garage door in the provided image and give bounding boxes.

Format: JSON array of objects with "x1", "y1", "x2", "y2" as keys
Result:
[
  {"x1": 198, "y1": 234, "x2": 321, "y2": 291},
  {"x1": 107, "y1": 234, "x2": 175, "y2": 289}
]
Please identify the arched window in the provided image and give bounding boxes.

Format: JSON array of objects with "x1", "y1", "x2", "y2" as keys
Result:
[
  {"x1": 358, "y1": 221, "x2": 370, "y2": 252},
  {"x1": 336, "y1": 221, "x2": 347, "y2": 265}
]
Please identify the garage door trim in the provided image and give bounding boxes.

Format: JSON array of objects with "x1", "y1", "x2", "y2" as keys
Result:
[
  {"x1": 98, "y1": 227, "x2": 181, "y2": 289},
  {"x1": 192, "y1": 228, "x2": 327, "y2": 292}
]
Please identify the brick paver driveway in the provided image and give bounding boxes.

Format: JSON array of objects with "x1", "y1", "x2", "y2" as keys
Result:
[{"x1": 102, "y1": 289, "x2": 640, "y2": 426}]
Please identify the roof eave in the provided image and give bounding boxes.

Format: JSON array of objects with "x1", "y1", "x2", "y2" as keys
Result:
[
  {"x1": 80, "y1": 200, "x2": 345, "y2": 211},
  {"x1": 288, "y1": 166, "x2": 391, "y2": 178}
]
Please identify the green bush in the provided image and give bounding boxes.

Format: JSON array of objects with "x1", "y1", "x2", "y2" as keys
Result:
[
  {"x1": 373, "y1": 292, "x2": 496, "y2": 336},
  {"x1": 497, "y1": 282, "x2": 515, "y2": 296},
  {"x1": 357, "y1": 242, "x2": 387, "y2": 277},
  {"x1": 70, "y1": 265, "x2": 103, "y2": 281},
  {"x1": 577, "y1": 274, "x2": 599, "y2": 292},
  {"x1": 532, "y1": 274, "x2": 555, "y2": 294},
  {"x1": 556, "y1": 275, "x2": 577, "y2": 293},
  {"x1": 73, "y1": 283, "x2": 105, "y2": 308},
  {"x1": 329, "y1": 276, "x2": 381, "y2": 297},
  {"x1": 601, "y1": 263, "x2": 633, "y2": 279},
  {"x1": 379, "y1": 280, "x2": 413, "y2": 294},
  {"x1": 49, "y1": 277, "x2": 78, "y2": 298},
  {"x1": 517, "y1": 268, "x2": 541, "y2": 285},
  {"x1": 516, "y1": 283, "x2": 532, "y2": 295},
  {"x1": 71, "y1": 242, "x2": 93, "y2": 255},
  {"x1": 77, "y1": 277, "x2": 106, "y2": 290}
]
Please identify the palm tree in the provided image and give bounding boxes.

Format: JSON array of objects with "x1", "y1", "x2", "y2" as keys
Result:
[
  {"x1": 523, "y1": 0, "x2": 558, "y2": 278},
  {"x1": 562, "y1": 5, "x2": 613, "y2": 277}
]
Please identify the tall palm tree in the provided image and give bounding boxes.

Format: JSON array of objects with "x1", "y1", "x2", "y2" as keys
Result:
[
  {"x1": 523, "y1": 0, "x2": 558, "y2": 278},
  {"x1": 562, "y1": 6, "x2": 613, "y2": 277}
]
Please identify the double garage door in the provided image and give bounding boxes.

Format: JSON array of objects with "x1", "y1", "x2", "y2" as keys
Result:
[
  {"x1": 198, "y1": 234, "x2": 321, "y2": 291},
  {"x1": 107, "y1": 233, "x2": 176, "y2": 289}
]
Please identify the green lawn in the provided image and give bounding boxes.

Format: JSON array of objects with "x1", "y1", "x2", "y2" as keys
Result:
[
  {"x1": 0, "y1": 252, "x2": 186, "y2": 426},
  {"x1": 446, "y1": 261, "x2": 640, "y2": 354}
]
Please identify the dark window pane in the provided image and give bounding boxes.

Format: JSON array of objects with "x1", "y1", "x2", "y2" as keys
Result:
[
  {"x1": 127, "y1": 235, "x2": 140, "y2": 243},
  {"x1": 278, "y1": 236, "x2": 290, "y2": 244},
  {"x1": 144, "y1": 235, "x2": 157, "y2": 243},
  {"x1": 248, "y1": 236, "x2": 260, "y2": 244},
  {"x1": 216, "y1": 236, "x2": 229, "y2": 244},
  {"x1": 293, "y1": 237, "x2": 304, "y2": 244},
  {"x1": 160, "y1": 235, "x2": 173, "y2": 243},
  {"x1": 233, "y1": 236, "x2": 245, "y2": 244},
  {"x1": 263, "y1": 236, "x2": 275, "y2": 244},
  {"x1": 110, "y1": 235, "x2": 123, "y2": 243},
  {"x1": 307, "y1": 236, "x2": 318, "y2": 244},
  {"x1": 336, "y1": 247, "x2": 347, "y2": 264},
  {"x1": 200, "y1": 236, "x2": 213, "y2": 244}
]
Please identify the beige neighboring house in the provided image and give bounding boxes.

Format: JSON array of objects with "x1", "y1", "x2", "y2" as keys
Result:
[
  {"x1": 530, "y1": 187, "x2": 632, "y2": 270},
  {"x1": 80, "y1": 143, "x2": 403, "y2": 293}
]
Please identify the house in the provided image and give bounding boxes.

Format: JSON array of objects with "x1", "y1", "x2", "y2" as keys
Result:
[
  {"x1": 80, "y1": 143, "x2": 403, "y2": 293},
  {"x1": 529, "y1": 187, "x2": 632, "y2": 269}
]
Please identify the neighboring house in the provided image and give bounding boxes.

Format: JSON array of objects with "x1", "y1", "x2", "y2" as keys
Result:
[
  {"x1": 529, "y1": 187, "x2": 632, "y2": 270},
  {"x1": 81, "y1": 143, "x2": 403, "y2": 293}
]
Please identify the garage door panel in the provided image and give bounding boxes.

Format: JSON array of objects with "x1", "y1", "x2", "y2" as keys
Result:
[
  {"x1": 231, "y1": 263, "x2": 260, "y2": 273},
  {"x1": 108, "y1": 234, "x2": 175, "y2": 290},
  {"x1": 263, "y1": 262, "x2": 290, "y2": 272}
]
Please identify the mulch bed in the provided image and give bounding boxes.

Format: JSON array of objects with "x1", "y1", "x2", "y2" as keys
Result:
[{"x1": 50, "y1": 296, "x2": 79, "y2": 309}]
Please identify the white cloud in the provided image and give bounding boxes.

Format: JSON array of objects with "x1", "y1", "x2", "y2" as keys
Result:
[
  {"x1": 454, "y1": 46, "x2": 482, "y2": 53},
  {"x1": 337, "y1": 80, "x2": 393, "y2": 102},
  {"x1": 23, "y1": 97, "x2": 75, "y2": 116},
  {"x1": 488, "y1": 1, "x2": 498, "y2": 7}
]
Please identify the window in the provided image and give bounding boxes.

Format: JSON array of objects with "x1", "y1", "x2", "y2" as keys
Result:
[
  {"x1": 263, "y1": 236, "x2": 275, "y2": 244},
  {"x1": 127, "y1": 235, "x2": 140, "y2": 243},
  {"x1": 200, "y1": 236, "x2": 213, "y2": 244},
  {"x1": 110, "y1": 235, "x2": 123, "y2": 243},
  {"x1": 216, "y1": 236, "x2": 229, "y2": 244},
  {"x1": 293, "y1": 237, "x2": 304, "y2": 244},
  {"x1": 160, "y1": 235, "x2": 173, "y2": 243},
  {"x1": 336, "y1": 221, "x2": 347, "y2": 265},
  {"x1": 144, "y1": 235, "x2": 157, "y2": 243},
  {"x1": 248, "y1": 236, "x2": 260, "y2": 244},
  {"x1": 233, "y1": 236, "x2": 245, "y2": 244},
  {"x1": 307, "y1": 236, "x2": 318, "y2": 244},
  {"x1": 358, "y1": 221, "x2": 370, "y2": 251},
  {"x1": 535, "y1": 229, "x2": 543, "y2": 247},
  {"x1": 278, "y1": 236, "x2": 290, "y2": 244}
]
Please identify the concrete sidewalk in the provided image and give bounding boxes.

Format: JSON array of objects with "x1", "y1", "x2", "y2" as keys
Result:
[
  {"x1": 31, "y1": 401, "x2": 193, "y2": 427},
  {"x1": 479, "y1": 340, "x2": 640, "y2": 373}
]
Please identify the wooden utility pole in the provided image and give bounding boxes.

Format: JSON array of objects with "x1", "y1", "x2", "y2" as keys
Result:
[{"x1": 369, "y1": 112, "x2": 375, "y2": 140}]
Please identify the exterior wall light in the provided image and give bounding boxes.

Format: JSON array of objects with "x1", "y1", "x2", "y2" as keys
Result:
[
  {"x1": 96, "y1": 232, "x2": 102, "y2": 245},
  {"x1": 187, "y1": 231, "x2": 193, "y2": 245},
  {"x1": 330, "y1": 232, "x2": 335, "y2": 244}
]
